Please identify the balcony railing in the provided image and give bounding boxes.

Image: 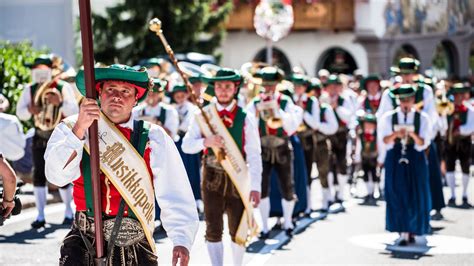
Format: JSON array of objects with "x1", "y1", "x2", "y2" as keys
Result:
[{"x1": 226, "y1": 0, "x2": 355, "y2": 31}]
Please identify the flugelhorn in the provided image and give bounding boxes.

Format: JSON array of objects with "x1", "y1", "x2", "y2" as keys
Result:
[{"x1": 33, "y1": 81, "x2": 63, "y2": 131}]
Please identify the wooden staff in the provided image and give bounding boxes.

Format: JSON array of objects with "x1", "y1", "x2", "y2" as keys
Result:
[
  {"x1": 148, "y1": 18, "x2": 225, "y2": 160},
  {"x1": 78, "y1": 1, "x2": 106, "y2": 264}
]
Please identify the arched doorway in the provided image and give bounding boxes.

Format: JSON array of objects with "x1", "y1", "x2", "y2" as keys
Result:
[
  {"x1": 392, "y1": 44, "x2": 419, "y2": 65},
  {"x1": 316, "y1": 47, "x2": 358, "y2": 75},
  {"x1": 253, "y1": 47, "x2": 292, "y2": 76},
  {"x1": 431, "y1": 40, "x2": 459, "y2": 79}
]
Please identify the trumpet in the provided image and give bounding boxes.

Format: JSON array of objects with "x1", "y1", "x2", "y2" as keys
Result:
[
  {"x1": 435, "y1": 95, "x2": 455, "y2": 116},
  {"x1": 33, "y1": 81, "x2": 63, "y2": 131}
]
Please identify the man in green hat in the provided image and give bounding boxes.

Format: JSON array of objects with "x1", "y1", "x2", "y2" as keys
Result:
[
  {"x1": 16, "y1": 54, "x2": 79, "y2": 228},
  {"x1": 291, "y1": 73, "x2": 338, "y2": 214},
  {"x1": 444, "y1": 82, "x2": 474, "y2": 207},
  {"x1": 379, "y1": 83, "x2": 432, "y2": 246},
  {"x1": 247, "y1": 66, "x2": 301, "y2": 237},
  {"x1": 133, "y1": 78, "x2": 179, "y2": 139},
  {"x1": 323, "y1": 74, "x2": 354, "y2": 206},
  {"x1": 182, "y1": 68, "x2": 261, "y2": 266},
  {"x1": 44, "y1": 64, "x2": 198, "y2": 265}
]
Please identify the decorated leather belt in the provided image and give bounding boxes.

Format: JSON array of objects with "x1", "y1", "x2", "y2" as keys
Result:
[
  {"x1": 260, "y1": 135, "x2": 287, "y2": 148},
  {"x1": 74, "y1": 212, "x2": 145, "y2": 247}
]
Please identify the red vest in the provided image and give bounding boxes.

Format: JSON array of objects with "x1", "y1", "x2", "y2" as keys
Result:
[{"x1": 73, "y1": 125, "x2": 153, "y2": 216}]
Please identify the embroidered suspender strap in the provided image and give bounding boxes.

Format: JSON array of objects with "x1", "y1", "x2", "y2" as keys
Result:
[
  {"x1": 158, "y1": 108, "x2": 167, "y2": 125},
  {"x1": 414, "y1": 112, "x2": 420, "y2": 135},
  {"x1": 106, "y1": 199, "x2": 126, "y2": 257},
  {"x1": 391, "y1": 111, "x2": 398, "y2": 132}
]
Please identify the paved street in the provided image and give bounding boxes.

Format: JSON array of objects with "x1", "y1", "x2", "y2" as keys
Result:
[{"x1": 1, "y1": 176, "x2": 473, "y2": 265}]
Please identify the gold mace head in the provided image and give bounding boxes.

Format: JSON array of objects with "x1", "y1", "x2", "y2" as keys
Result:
[{"x1": 149, "y1": 18, "x2": 162, "y2": 33}]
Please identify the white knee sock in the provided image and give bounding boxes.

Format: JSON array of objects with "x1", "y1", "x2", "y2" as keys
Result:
[
  {"x1": 327, "y1": 173, "x2": 335, "y2": 201},
  {"x1": 34, "y1": 186, "x2": 47, "y2": 221},
  {"x1": 281, "y1": 199, "x2": 295, "y2": 229},
  {"x1": 322, "y1": 188, "x2": 330, "y2": 209},
  {"x1": 207, "y1": 241, "x2": 224, "y2": 266},
  {"x1": 230, "y1": 241, "x2": 245, "y2": 266},
  {"x1": 366, "y1": 180, "x2": 374, "y2": 196},
  {"x1": 59, "y1": 186, "x2": 73, "y2": 219},
  {"x1": 305, "y1": 186, "x2": 312, "y2": 213},
  {"x1": 462, "y1": 174, "x2": 470, "y2": 198},
  {"x1": 337, "y1": 174, "x2": 348, "y2": 200},
  {"x1": 446, "y1": 172, "x2": 456, "y2": 199},
  {"x1": 259, "y1": 197, "x2": 270, "y2": 233}
]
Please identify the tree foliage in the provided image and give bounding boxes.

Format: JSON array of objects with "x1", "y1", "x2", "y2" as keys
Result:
[
  {"x1": 0, "y1": 41, "x2": 49, "y2": 130},
  {"x1": 91, "y1": 0, "x2": 233, "y2": 65}
]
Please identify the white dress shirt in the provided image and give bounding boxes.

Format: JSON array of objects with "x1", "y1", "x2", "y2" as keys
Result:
[
  {"x1": 182, "y1": 99, "x2": 263, "y2": 192},
  {"x1": 133, "y1": 102, "x2": 179, "y2": 140},
  {"x1": 246, "y1": 92, "x2": 301, "y2": 136},
  {"x1": 293, "y1": 94, "x2": 338, "y2": 135},
  {"x1": 16, "y1": 82, "x2": 79, "y2": 121},
  {"x1": 44, "y1": 115, "x2": 199, "y2": 251},
  {"x1": 0, "y1": 113, "x2": 26, "y2": 161},
  {"x1": 176, "y1": 101, "x2": 198, "y2": 134},
  {"x1": 378, "y1": 107, "x2": 431, "y2": 152},
  {"x1": 334, "y1": 94, "x2": 354, "y2": 126}
]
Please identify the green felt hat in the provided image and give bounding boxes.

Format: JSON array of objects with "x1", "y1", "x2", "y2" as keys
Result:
[
  {"x1": 201, "y1": 68, "x2": 242, "y2": 84},
  {"x1": 24, "y1": 54, "x2": 53, "y2": 68},
  {"x1": 448, "y1": 83, "x2": 471, "y2": 95},
  {"x1": 76, "y1": 64, "x2": 151, "y2": 102},
  {"x1": 277, "y1": 80, "x2": 295, "y2": 97},
  {"x1": 357, "y1": 112, "x2": 377, "y2": 123},
  {"x1": 258, "y1": 67, "x2": 285, "y2": 85},
  {"x1": 307, "y1": 78, "x2": 322, "y2": 91},
  {"x1": 170, "y1": 84, "x2": 188, "y2": 94},
  {"x1": 360, "y1": 74, "x2": 381, "y2": 91},
  {"x1": 390, "y1": 84, "x2": 417, "y2": 99},
  {"x1": 326, "y1": 74, "x2": 342, "y2": 85},
  {"x1": 188, "y1": 75, "x2": 202, "y2": 84},
  {"x1": 143, "y1": 58, "x2": 164, "y2": 68},
  {"x1": 152, "y1": 78, "x2": 167, "y2": 93},
  {"x1": 290, "y1": 73, "x2": 308, "y2": 86},
  {"x1": 390, "y1": 57, "x2": 420, "y2": 74}
]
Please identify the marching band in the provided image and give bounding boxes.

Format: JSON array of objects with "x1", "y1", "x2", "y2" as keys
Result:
[{"x1": 0, "y1": 50, "x2": 473, "y2": 266}]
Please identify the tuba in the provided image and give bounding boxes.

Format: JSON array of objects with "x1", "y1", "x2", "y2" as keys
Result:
[{"x1": 33, "y1": 81, "x2": 63, "y2": 131}]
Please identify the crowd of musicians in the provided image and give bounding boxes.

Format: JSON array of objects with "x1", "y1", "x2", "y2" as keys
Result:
[{"x1": 0, "y1": 53, "x2": 473, "y2": 265}]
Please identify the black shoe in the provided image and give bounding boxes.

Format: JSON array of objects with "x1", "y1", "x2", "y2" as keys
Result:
[
  {"x1": 447, "y1": 198, "x2": 456, "y2": 207},
  {"x1": 62, "y1": 217, "x2": 74, "y2": 225},
  {"x1": 431, "y1": 211, "x2": 444, "y2": 221},
  {"x1": 271, "y1": 222, "x2": 282, "y2": 231},
  {"x1": 31, "y1": 220, "x2": 45, "y2": 229},
  {"x1": 398, "y1": 239, "x2": 408, "y2": 246},
  {"x1": 462, "y1": 197, "x2": 472, "y2": 208},
  {"x1": 408, "y1": 234, "x2": 416, "y2": 243},
  {"x1": 259, "y1": 232, "x2": 270, "y2": 240},
  {"x1": 285, "y1": 228, "x2": 294, "y2": 238}
]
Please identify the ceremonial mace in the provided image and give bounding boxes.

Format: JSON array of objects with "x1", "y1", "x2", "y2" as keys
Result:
[
  {"x1": 78, "y1": 0, "x2": 106, "y2": 264},
  {"x1": 148, "y1": 18, "x2": 226, "y2": 161}
]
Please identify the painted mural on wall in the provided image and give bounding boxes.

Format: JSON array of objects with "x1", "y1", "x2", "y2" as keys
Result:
[{"x1": 384, "y1": 0, "x2": 472, "y2": 36}]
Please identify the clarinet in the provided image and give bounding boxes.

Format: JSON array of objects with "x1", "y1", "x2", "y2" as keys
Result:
[{"x1": 398, "y1": 110, "x2": 410, "y2": 165}]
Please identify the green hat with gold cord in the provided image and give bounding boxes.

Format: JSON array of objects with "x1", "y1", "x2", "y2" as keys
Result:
[
  {"x1": 448, "y1": 82, "x2": 471, "y2": 95},
  {"x1": 76, "y1": 64, "x2": 151, "y2": 103},
  {"x1": 390, "y1": 57, "x2": 420, "y2": 75},
  {"x1": 390, "y1": 84, "x2": 417, "y2": 99}
]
